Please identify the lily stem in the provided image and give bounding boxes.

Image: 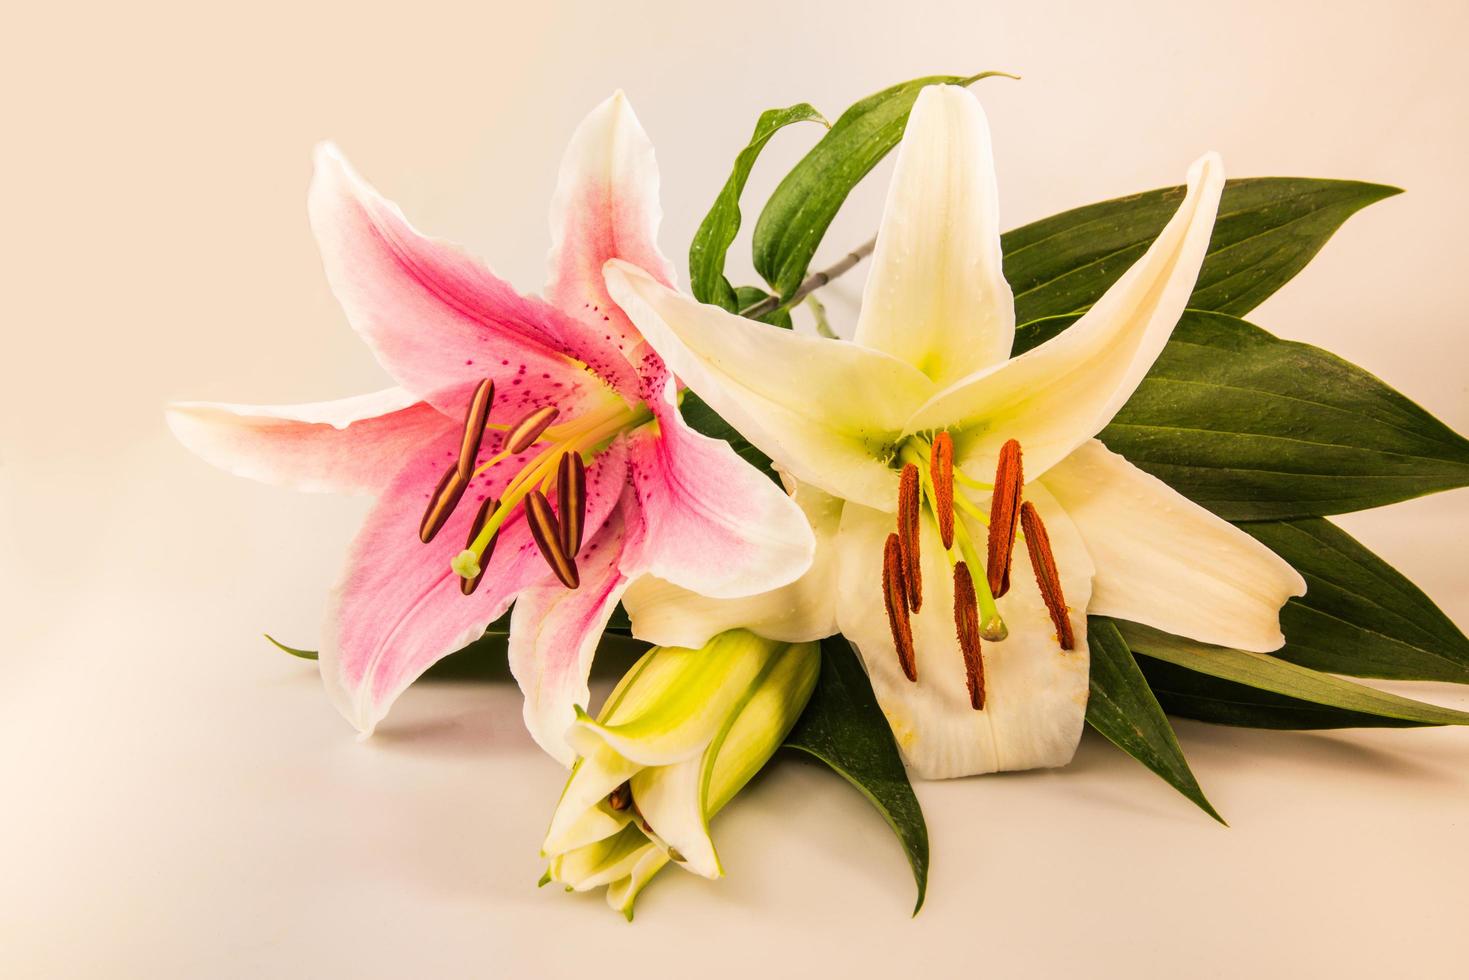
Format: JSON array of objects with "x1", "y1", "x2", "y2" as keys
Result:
[{"x1": 738, "y1": 237, "x2": 877, "y2": 319}]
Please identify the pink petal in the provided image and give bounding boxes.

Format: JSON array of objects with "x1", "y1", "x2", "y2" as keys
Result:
[
  {"x1": 165, "y1": 388, "x2": 451, "y2": 494},
  {"x1": 508, "y1": 493, "x2": 640, "y2": 765},
  {"x1": 621, "y1": 379, "x2": 815, "y2": 600},
  {"x1": 545, "y1": 93, "x2": 677, "y2": 365},
  {"x1": 309, "y1": 144, "x2": 637, "y2": 411},
  {"x1": 320, "y1": 424, "x2": 630, "y2": 735}
]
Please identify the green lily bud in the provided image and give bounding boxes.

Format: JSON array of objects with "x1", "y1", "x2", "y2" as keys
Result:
[{"x1": 541, "y1": 629, "x2": 820, "y2": 919}]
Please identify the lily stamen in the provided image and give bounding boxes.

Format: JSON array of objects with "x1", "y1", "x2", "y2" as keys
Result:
[
  {"x1": 1019, "y1": 501, "x2": 1074, "y2": 650},
  {"x1": 953, "y1": 561, "x2": 985, "y2": 710},
  {"x1": 930, "y1": 431, "x2": 956, "y2": 550},
  {"x1": 557, "y1": 451, "x2": 587, "y2": 559},
  {"x1": 525, "y1": 489, "x2": 580, "y2": 589},
  {"x1": 459, "y1": 496, "x2": 497, "y2": 596},
  {"x1": 985, "y1": 439, "x2": 1024, "y2": 598},
  {"x1": 607, "y1": 781, "x2": 631, "y2": 812},
  {"x1": 456, "y1": 379, "x2": 495, "y2": 477},
  {"x1": 419, "y1": 464, "x2": 469, "y2": 544},
  {"x1": 882, "y1": 532, "x2": 918, "y2": 682},
  {"x1": 504, "y1": 405, "x2": 561, "y2": 455},
  {"x1": 897, "y1": 463, "x2": 923, "y2": 612}
]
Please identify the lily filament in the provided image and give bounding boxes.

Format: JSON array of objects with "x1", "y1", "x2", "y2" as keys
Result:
[
  {"x1": 419, "y1": 377, "x2": 653, "y2": 594},
  {"x1": 882, "y1": 435, "x2": 1074, "y2": 710}
]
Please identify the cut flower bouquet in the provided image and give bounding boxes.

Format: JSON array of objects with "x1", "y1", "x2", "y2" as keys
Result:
[{"x1": 169, "y1": 72, "x2": 1469, "y2": 917}]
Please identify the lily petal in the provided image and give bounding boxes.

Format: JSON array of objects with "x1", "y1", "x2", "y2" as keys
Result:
[
  {"x1": 605, "y1": 847, "x2": 671, "y2": 919},
  {"x1": 546, "y1": 91, "x2": 678, "y2": 360},
  {"x1": 836, "y1": 486, "x2": 1095, "y2": 778},
  {"x1": 509, "y1": 496, "x2": 636, "y2": 766},
  {"x1": 621, "y1": 386, "x2": 816, "y2": 600},
  {"x1": 320, "y1": 429, "x2": 626, "y2": 738},
  {"x1": 906, "y1": 152, "x2": 1225, "y2": 481},
  {"x1": 605, "y1": 260, "x2": 936, "y2": 510},
  {"x1": 549, "y1": 823, "x2": 655, "y2": 892},
  {"x1": 855, "y1": 84, "x2": 1014, "y2": 384},
  {"x1": 631, "y1": 755, "x2": 721, "y2": 879},
  {"x1": 309, "y1": 144, "x2": 631, "y2": 412},
  {"x1": 623, "y1": 479, "x2": 842, "y2": 648},
  {"x1": 1041, "y1": 440, "x2": 1305, "y2": 652},
  {"x1": 566, "y1": 632, "x2": 771, "y2": 767},
  {"x1": 165, "y1": 388, "x2": 448, "y2": 495}
]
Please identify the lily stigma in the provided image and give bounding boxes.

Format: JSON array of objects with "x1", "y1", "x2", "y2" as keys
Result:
[
  {"x1": 166, "y1": 92, "x2": 814, "y2": 764},
  {"x1": 606, "y1": 83, "x2": 1307, "y2": 778}
]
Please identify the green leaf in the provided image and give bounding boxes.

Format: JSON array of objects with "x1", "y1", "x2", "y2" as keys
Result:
[
  {"x1": 689, "y1": 103, "x2": 827, "y2": 312},
  {"x1": 731, "y1": 285, "x2": 793, "y2": 329},
  {"x1": 1117, "y1": 621, "x2": 1469, "y2": 726},
  {"x1": 264, "y1": 634, "x2": 316, "y2": 660},
  {"x1": 783, "y1": 636, "x2": 929, "y2": 914},
  {"x1": 1238, "y1": 518, "x2": 1469, "y2": 683},
  {"x1": 1004, "y1": 177, "x2": 1400, "y2": 323},
  {"x1": 679, "y1": 389, "x2": 779, "y2": 483},
  {"x1": 1135, "y1": 655, "x2": 1428, "y2": 730},
  {"x1": 1084, "y1": 618, "x2": 1222, "y2": 822},
  {"x1": 752, "y1": 71, "x2": 1013, "y2": 301},
  {"x1": 1012, "y1": 310, "x2": 1469, "y2": 520}
]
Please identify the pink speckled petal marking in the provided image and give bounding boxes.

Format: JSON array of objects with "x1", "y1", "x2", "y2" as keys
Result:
[
  {"x1": 319, "y1": 413, "x2": 630, "y2": 736},
  {"x1": 622, "y1": 379, "x2": 815, "y2": 601},
  {"x1": 309, "y1": 144, "x2": 637, "y2": 412},
  {"x1": 165, "y1": 388, "x2": 450, "y2": 495},
  {"x1": 508, "y1": 495, "x2": 639, "y2": 766},
  {"x1": 545, "y1": 92, "x2": 678, "y2": 369}
]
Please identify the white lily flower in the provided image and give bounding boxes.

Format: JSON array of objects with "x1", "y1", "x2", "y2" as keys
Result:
[
  {"x1": 542, "y1": 630, "x2": 819, "y2": 917},
  {"x1": 604, "y1": 84, "x2": 1306, "y2": 779}
]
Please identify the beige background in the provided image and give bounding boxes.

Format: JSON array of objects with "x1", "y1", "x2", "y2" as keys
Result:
[{"x1": 5, "y1": 0, "x2": 1468, "y2": 976}]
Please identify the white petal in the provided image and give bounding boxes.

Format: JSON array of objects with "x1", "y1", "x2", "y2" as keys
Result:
[
  {"x1": 631, "y1": 756, "x2": 722, "y2": 879},
  {"x1": 835, "y1": 486, "x2": 1094, "y2": 778},
  {"x1": 549, "y1": 824, "x2": 657, "y2": 892},
  {"x1": 604, "y1": 260, "x2": 936, "y2": 510},
  {"x1": 605, "y1": 847, "x2": 671, "y2": 919},
  {"x1": 905, "y1": 152, "x2": 1225, "y2": 482},
  {"x1": 622, "y1": 480, "x2": 843, "y2": 649},
  {"x1": 1041, "y1": 440, "x2": 1306, "y2": 652},
  {"x1": 855, "y1": 84, "x2": 1014, "y2": 384}
]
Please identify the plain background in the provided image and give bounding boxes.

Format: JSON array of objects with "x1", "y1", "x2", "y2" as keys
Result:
[{"x1": 4, "y1": 1, "x2": 1468, "y2": 976}]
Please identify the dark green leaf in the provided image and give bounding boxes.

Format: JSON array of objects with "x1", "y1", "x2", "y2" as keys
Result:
[
  {"x1": 1084, "y1": 618, "x2": 1222, "y2": 822},
  {"x1": 1136, "y1": 655, "x2": 1428, "y2": 729},
  {"x1": 1004, "y1": 177, "x2": 1400, "y2": 323},
  {"x1": 1238, "y1": 518, "x2": 1469, "y2": 683},
  {"x1": 1013, "y1": 310, "x2": 1469, "y2": 520},
  {"x1": 689, "y1": 103, "x2": 827, "y2": 312},
  {"x1": 784, "y1": 636, "x2": 929, "y2": 914},
  {"x1": 752, "y1": 71, "x2": 1013, "y2": 300},
  {"x1": 732, "y1": 285, "x2": 793, "y2": 329},
  {"x1": 679, "y1": 390, "x2": 779, "y2": 483},
  {"x1": 1118, "y1": 621, "x2": 1469, "y2": 726}
]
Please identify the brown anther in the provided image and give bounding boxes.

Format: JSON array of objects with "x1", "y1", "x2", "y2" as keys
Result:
[
  {"x1": 418, "y1": 464, "x2": 469, "y2": 544},
  {"x1": 930, "y1": 431, "x2": 956, "y2": 550},
  {"x1": 557, "y1": 451, "x2": 586, "y2": 559},
  {"x1": 985, "y1": 439, "x2": 1024, "y2": 598},
  {"x1": 953, "y1": 561, "x2": 985, "y2": 710},
  {"x1": 607, "y1": 782, "x2": 631, "y2": 811},
  {"x1": 504, "y1": 405, "x2": 560, "y2": 455},
  {"x1": 897, "y1": 463, "x2": 923, "y2": 613},
  {"x1": 882, "y1": 533, "x2": 918, "y2": 682},
  {"x1": 1020, "y1": 501, "x2": 1074, "y2": 650},
  {"x1": 459, "y1": 497, "x2": 498, "y2": 596},
  {"x1": 525, "y1": 490, "x2": 580, "y2": 589},
  {"x1": 455, "y1": 379, "x2": 495, "y2": 477}
]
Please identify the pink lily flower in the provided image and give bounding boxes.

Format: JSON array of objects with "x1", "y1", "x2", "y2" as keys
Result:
[{"x1": 166, "y1": 94, "x2": 815, "y2": 764}]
